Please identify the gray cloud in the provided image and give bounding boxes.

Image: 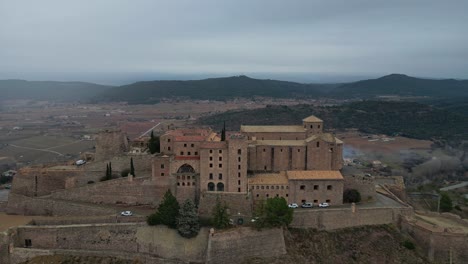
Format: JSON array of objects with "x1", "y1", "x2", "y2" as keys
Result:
[{"x1": 1, "y1": 0, "x2": 467, "y2": 84}]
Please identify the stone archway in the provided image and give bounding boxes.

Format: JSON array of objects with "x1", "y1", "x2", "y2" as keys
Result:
[
  {"x1": 217, "y1": 182, "x2": 224, "y2": 192},
  {"x1": 208, "y1": 182, "x2": 215, "y2": 191},
  {"x1": 177, "y1": 164, "x2": 195, "y2": 173}
]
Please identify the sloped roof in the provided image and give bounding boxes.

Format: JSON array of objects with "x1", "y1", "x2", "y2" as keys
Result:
[
  {"x1": 287, "y1": 170, "x2": 344, "y2": 180},
  {"x1": 305, "y1": 133, "x2": 340, "y2": 143},
  {"x1": 241, "y1": 125, "x2": 304, "y2": 133},
  {"x1": 302, "y1": 115, "x2": 323, "y2": 122},
  {"x1": 254, "y1": 140, "x2": 306, "y2": 146},
  {"x1": 248, "y1": 172, "x2": 289, "y2": 185}
]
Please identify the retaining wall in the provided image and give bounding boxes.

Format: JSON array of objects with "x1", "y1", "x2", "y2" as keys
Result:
[
  {"x1": 198, "y1": 191, "x2": 252, "y2": 218},
  {"x1": 344, "y1": 175, "x2": 376, "y2": 201},
  {"x1": 401, "y1": 216, "x2": 468, "y2": 263},
  {"x1": 6, "y1": 193, "x2": 115, "y2": 216},
  {"x1": 291, "y1": 206, "x2": 414, "y2": 230},
  {"x1": 206, "y1": 227, "x2": 286, "y2": 264}
]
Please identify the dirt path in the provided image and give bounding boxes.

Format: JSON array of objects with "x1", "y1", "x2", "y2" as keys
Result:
[
  {"x1": 0, "y1": 213, "x2": 33, "y2": 232},
  {"x1": 416, "y1": 214, "x2": 468, "y2": 233},
  {"x1": 9, "y1": 144, "x2": 64, "y2": 156}
]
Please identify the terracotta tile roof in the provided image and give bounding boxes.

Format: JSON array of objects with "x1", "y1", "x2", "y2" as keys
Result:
[
  {"x1": 174, "y1": 136, "x2": 207, "y2": 142},
  {"x1": 248, "y1": 172, "x2": 289, "y2": 185},
  {"x1": 287, "y1": 170, "x2": 344, "y2": 180},
  {"x1": 241, "y1": 125, "x2": 305, "y2": 133},
  {"x1": 302, "y1": 115, "x2": 323, "y2": 122},
  {"x1": 254, "y1": 140, "x2": 306, "y2": 146}
]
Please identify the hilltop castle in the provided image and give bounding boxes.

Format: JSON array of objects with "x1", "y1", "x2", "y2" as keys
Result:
[{"x1": 152, "y1": 115, "x2": 345, "y2": 205}]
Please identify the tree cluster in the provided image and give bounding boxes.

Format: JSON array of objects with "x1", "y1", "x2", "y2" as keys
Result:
[
  {"x1": 147, "y1": 190, "x2": 200, "y2": 238},
  {"x1": 343, "y1": 189, "x2": 361, "y2": 203},
  {"x1": 254, "y1": 197, "x2": 293, "y2": 229},
  {"x1": 211, "y1": 197, "x2": 230, "y2": 229},
  {"x1": 101, "y1": 162, "x2": 113, "y2": 181},
  {"x1": 148, "y1": 131, "x2": 160, "y2": 154}
]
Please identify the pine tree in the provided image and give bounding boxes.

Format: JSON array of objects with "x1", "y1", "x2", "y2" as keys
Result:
[
  {"x1": 130, "y1": 157, "x2": 135, "y2": 177},
  {"x1": 177, "y1": 199, "x2": 200, "y2": 238},
  {"x1": 212, "y1": 197, "x2": 230, "y2": 229},
  {"x1": 221, "y1": 121, "x2": 226, "y2": 141},
  {"x1": 148, "y1": 131, "x2": 160, "y2": 154},
  {"x1": 147, "y1": 190, "x2": 180, "y2": 228}
]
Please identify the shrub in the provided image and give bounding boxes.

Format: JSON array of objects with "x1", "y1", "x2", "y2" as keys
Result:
[
  {"x1": 343, "y1": 189, "x2": 361, "y2": 203},
  {"x1": 439, "y1": 192, "x2": 453, "y2": 212},
  {"x1": 211, "y1": 197, "x2": 230, "y2": 229},
  {"x1": 402, "y1": 240, "x2": 415, "y2": 250},
  {"x1": 255, "y1": 197, "x2": 293, "y2": 229}
]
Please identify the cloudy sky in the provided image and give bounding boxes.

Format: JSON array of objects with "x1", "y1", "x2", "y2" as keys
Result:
[{"x1": 1, "y1": 0, "x2": 467, "y2": 84}]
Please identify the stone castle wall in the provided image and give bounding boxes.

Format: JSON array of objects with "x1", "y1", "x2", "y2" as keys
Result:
[
  {"x1": 291, "y1": 206, "x2": 413, "y2": 230},
  {"x1": 6, "y1": 193, "x2": 115, "y2": 216},
  {"x1": 48, "y1": 177, "x2": 165, "y2": 206},
  {"x1": 198, "y1": 191, "x2": 253, "y2": 218},
  {"x1": 94, "y1": 130, "x2": 129, "y2": 162},
  {"x1": 206, "y1": 227, "x2": 286, "y2": 264},
  {"x1": 401, "y1": 216, "x2": 468, "y2": 263},
  {"x1": 0, "y1": 232, "x2": 9, "y2": 264},
  {"x1": 344, "y1": 175, "x2": 376, "y2": 201}
]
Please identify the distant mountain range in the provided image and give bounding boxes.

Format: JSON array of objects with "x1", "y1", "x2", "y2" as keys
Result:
[
  {"x1": 0, "y1": 79, "x2": 111, "y2": 101},
  {"x1": 1, "y1": 74, "x2": 467, "y2": 103}
]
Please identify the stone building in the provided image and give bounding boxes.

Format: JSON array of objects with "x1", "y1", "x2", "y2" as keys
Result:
[{"x1": 152, "y1": 115, "x2": 344, "y2": 206}]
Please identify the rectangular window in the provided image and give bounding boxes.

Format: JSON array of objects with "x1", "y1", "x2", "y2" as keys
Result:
[
  {"x1": 219, "y1": 157, "x2": 222, "y2": 161},
  {"x1": 300, "y1": 185, "x2": 305, "y2": 190},
  {"x1": 210, "y1": 149, "x2": 213, "y2": 154},
  {"x1": 161, "y1": 164, "x2": 164, "y2": 169},
  {"x1": 316, "y1": 142, "x2": 320, "y2": 148},
  {"x1": 218, "y1": 164, "x2": 222, "y2": 168},
  {"x1": 161, "y1": 173, "x2": 164, "y2": 176},
  {"x1": 168, "y1": 139, "x2": 171, "y2": 142},
  {"x1": 326, "y1": 199, "x2": 330, "y2": 203},
  {"x1": 238, "y1": 187, "x2": 241, "y2": 192},
  {"x1": 184, "y1": 143, "x2": 187, "y2": 147},
  {"x1": 195, "y1": 152, "x2": 198, "y2": 155},
  {"x1": 238, "y1": 157, "x2": 241, "y2": 162},
  {"x1": 238, "y1": 172, "x2": 241, "y2": 177},
  {"x1": 187, "y1": 151, "x2": 191, "y2": 155},
  {"x1": 219, "y1": 150, "x2": 222, "y2": 154},
  {"x1": 256, "y1": 186, "x2": 259, "y2": 189},
  {"x1": 314, "y1": 185, "x2": 319, "y2": 190},
  {"x1": 327, "y1": 185, "x2": 332, "y2": 190},
  {"x1": 238, "y1": 180, "x2": 241, "y2": 185},
  {"x1": 180, "y1": 151, "x2": 184, "y2": 155},
  {"x1": 210, "y1": 157, "x2": 213, "y2": 161},
  {"x1": 238, "y1": 165, "x2": 241, "y2": 170},
  {"x1": 209, "y1": 173, "x2": 213, "y2": 180},
  {"x1": 25, "y1": 239, "x2": 32, "y2": 248},
  {"x1": 209, "y1": 163, "x2": 213, "y2": 168},
  {"x1": 191, "y1": 144, "x2": 194, "y2": 147},
  {"x1": 298, "y1": 149, "x2": 300, "y2": 152},
  {"x1": 168, "y1": 147, "x2": 171, "y2": 151},
  {"x1": 314, "y1": 199, "x2": 318, "y2": 203},
  {"x1": 218, "y1": 173, "x2": 222, "y2": 180},
  {"x1": 238, "y1": 149, "x2": 241, "y2": 154}
]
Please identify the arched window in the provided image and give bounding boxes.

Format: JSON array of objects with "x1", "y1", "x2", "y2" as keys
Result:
[
  {"x1": 177, "y1": 164, "x2": 195, "y2": 173},
  {"x1": 217, "y1": 182, "x2": 224, "y2": 192},
  {"x1": 208, "y1": 182, "x2": 215, "y2": 191}
]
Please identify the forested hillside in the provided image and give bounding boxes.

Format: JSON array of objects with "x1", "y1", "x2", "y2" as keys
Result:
[{"x1": 197, "y1": 101, "x2": 468, "y2": 142}]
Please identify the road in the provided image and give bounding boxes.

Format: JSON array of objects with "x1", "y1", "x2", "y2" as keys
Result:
[
  {"x1": 293, "y1": 193, "x2": 405, "y2": 211},
  {"x1": 440, "y1": 182, "x2": 468, "y2": 191},
  {"x1": 9, "y1": 144, "x2": 64, "y2": 156}
]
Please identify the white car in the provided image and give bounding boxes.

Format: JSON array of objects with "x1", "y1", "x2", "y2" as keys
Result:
[
  {"x1": 288, "y1": 203, "x2": 299, "y2": 208},
  {"x1": 75, "y1": 160, "x2": 86, "y2": 166},
  {"x1": 120, "y1": 210, "x2": 133, "y2": 216},
  {"x1": 319, "y1": 202, "x2": 330, "y2": 208},
  {"x1": 301, "y1": 202, "x2": 314, "y2": 208}
]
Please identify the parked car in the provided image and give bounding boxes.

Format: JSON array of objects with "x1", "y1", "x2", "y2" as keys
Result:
[
  {"x1": 4, "y1": 184, "x2": 11, "y2": 189},
  {"x1": 120, "y1": 210, "x2": 133, "y2": 216},
  {"x1": 319, "y1": 202, "x2": 330, "y2": 208},
  {"x1": 288, "y1": 203, "x2": 299, "y2": 208},
  {"x1": 301, "y1": 202, "x2": 313, "y2": 208},
  {"x1": 75, "y1": 160, "x2": 86, "y2": 166}
]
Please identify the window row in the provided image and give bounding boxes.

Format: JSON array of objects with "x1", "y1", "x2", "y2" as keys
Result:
[
  {"x1": 207, "y1": 182, "x2": 224, "y2": 192},
  {"x1": 252, "y1": 185, "x2": 288, "y2": 190},
  {"x1": 299, "y1": 185, "x2": 333, "y2": 190},
  {"x1": 177, "y1": 175, "x2": 195, "y2": 180},
  {"x1": 183, "y1": 143, "x2": 195, "y2": 147},
  {"x1": 209, "y1": 149, "x2": 223, "y2": 154},
  {"x1": 177, "y1": 181, "x2": 196, "y2": 187},
  {"x1": 256, "y1": 193, "x2": 288, "y2": 198},
  {"x1": 209, "y1": 173, "x2": 223, "y2": 180},
  {"x1": 179, "y1": 151, "x2": 199, "y2": 156}
]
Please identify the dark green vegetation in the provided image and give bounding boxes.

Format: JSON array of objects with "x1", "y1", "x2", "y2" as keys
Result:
[
  {"x1": 0, "y1": 79, "x2": 111, "y2": 101},
  {"x1": 97, "y1": 75, "x2": 330, "y2": 103},
  {"x1": 177, "y1": 199, "x2": 200, "y2": 238},
  {"x1": 244, "y1": 225, "x2": 428, "y2": 264},
  {"x1": 198, "y1": 101, "x2": 468, "y2": 141},
  {"x1": 343, "y1": 189, "x2": 361, "y2": 203},
  {"x1": 101, "y1": 162, "x2": 113, "y2": 181},
  {"x1": 148, "y1": 131, "x2": 160, "y2": 154},
  {"x1": 147, "y1": 190, "x2": 180, "y2": 229},
  {"x1": 331, "y1": 74, "x2": 468, "y2": 99},
  {"x1": 439, "y1": 192, "x2": 453, "y2": 212},
  {"x1": 254, "y1": 197, "x2": 294, "y2": 229},
  {"x1": 211, "y1": 197, "x2": 230, "y2": 229},
  {"x1": 130, "y1": 158, "x2": 135, "y2": 177}
]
